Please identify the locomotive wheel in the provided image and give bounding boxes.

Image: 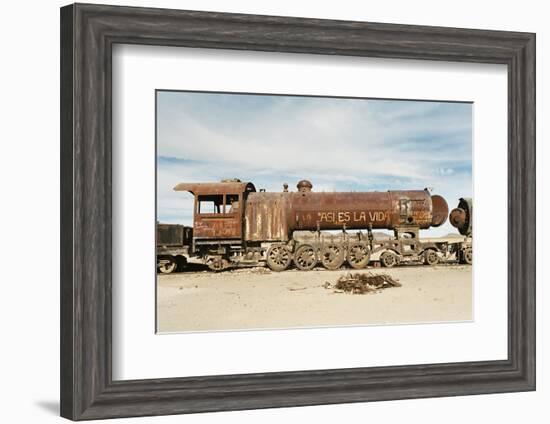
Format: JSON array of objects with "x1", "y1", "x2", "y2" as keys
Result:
[
  {"x1": 462, "y1": 247, "x2": 473, "y2": 265},
  {"x1": 294, "y1": 244, "x2": 318, "y2": 271},
  {"x1": 347, "y1": 243, "x2": 371, "y2": 269},
  {"x1": 380, "y1": 251, "x2": 398, "y2": 268},
  {"x1": 266, "y1": 245, "x2": 291, "y2": 271},
  {"x1": 321, "y1": 244, "x2": 345, "y2": 270},
  {"x1": 158, "y1": 257, "x2": 177, "y2": 274},
  {"x1": 207, "y1": 257, "x2": 229, "y2": 272},
  {"x1": 424, "y1": 249, "x2": 439, "y2": 266}
]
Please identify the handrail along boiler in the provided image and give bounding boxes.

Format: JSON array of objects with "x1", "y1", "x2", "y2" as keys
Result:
[{"x1": 155, "y1": 179, "x2": 472, "y2": 272}]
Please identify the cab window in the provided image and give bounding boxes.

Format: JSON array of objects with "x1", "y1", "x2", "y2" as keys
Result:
[
  {"x1": 226, "y1": 194, "x2": 240, "y2": 213},
  {"x1": 197, "y1": 195, "x2": 223, "y2": 214}
]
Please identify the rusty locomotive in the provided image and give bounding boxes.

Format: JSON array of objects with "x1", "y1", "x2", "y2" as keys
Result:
[{"x1": 156, "y1": 179, "x2": 472, "y2": 273}]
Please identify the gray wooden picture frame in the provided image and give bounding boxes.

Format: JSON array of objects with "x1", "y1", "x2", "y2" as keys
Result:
[{"x1": 60, "y1": 3, "x2": 536, "y2": 421}]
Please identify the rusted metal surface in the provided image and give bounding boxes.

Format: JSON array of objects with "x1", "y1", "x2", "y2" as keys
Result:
[
  {"x1": 430, "y1": 195, "x2": 449, "y2": 226},
  {"x1": 170, "y1": 179, "x2": 464, "y2": 272},
  {"x1": 174, "y1": 179, "x2": 256, "y2": 240},
  {"x1": 195, "y1": 215, "x2": 241, "y2": 239},
  {"x1": 173, "y1": 180, "x2": 256, "y2": 195},
  {"x1": 173, "y1": 178, "x2": 448, "y2": 242},
  {"x1": 156, "y1": 223, "x2": 192, "y2": 247},
  {"x1": 245, "y1": 192, "x2": 289, "y2": 241},
  {"x1": 296, "y1": 179, "x2": 313, "y2": 192},
  {"x1": 289, "y1": 190, "x2": 447, "y2": 230},
  {"x1": 449, "y1": 197, "x2": 473, "y2": 236},
  {"x1": 244, "y1": 186, "x2": 448, "y2": 241}
]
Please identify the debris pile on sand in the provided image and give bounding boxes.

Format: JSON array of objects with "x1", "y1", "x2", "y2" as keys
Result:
[{"x1": 324, "y1": 272, "x2": 402, "y2": 294}]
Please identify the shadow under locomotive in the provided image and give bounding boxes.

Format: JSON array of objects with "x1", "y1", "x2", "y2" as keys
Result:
[{"x1": 156, "y1": 179, "x2": 472, "y2": 273}]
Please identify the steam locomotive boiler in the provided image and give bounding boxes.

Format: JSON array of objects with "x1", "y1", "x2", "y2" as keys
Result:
[{"x1": 156, "y1": 179, "x2": 471, "y2": 273}]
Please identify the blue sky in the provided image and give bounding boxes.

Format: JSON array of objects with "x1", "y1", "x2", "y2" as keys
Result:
[{"x1": 157, "y1": 91, "x2": 472, "y2": 236}]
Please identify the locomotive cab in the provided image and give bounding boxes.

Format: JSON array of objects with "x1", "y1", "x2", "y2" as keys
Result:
[{"x1": 174, "y1": 179, "x2": 256, "y2": 246}]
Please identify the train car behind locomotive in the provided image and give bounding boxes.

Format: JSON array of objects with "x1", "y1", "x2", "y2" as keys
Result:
[
  {"x1": 156, "y1": 179, "x2": 472, "y2": 272},
  {"x1": 156, "y1": 223, "x2": 192, "y2": 273}
]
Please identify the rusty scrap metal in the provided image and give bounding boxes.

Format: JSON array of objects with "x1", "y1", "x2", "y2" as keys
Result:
[
  {"x1": 174, "y1": 180, "x2": 256, "y2": 240},
  {"x1": 296, "y1": 179, "x2": 313, "y2": 192},
  {"x1": 167, "y1": 178, "x2": 466, "y2": 273},
  {"x1": 325, "y1": 272, "x2": 402, "y2": 294},
  {"x1": 173, "y1": 179, "x2": 256, "y2": 196},
  {"x1": 244, "y1": 180, "x2": 449, "y2": 242},
  {"x1": 449, "y1": 197, "x2": 473, "y2": 236},
  {"x1": 173, "y1": 178, "x2": 449, "y2": 243}
]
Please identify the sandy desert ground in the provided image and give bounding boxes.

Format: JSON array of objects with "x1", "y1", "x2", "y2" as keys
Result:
[{"x1": 157, "y1": 264, "x2": 472, "y2": 333}]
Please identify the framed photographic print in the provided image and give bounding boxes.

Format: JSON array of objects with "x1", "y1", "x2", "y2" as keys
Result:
[
  {"x1": 60, "y1": 3, "x2": 536, "y2": 420},
  {"x1": 154, "y1": 90, "x2": 472, "y2": 334}
]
